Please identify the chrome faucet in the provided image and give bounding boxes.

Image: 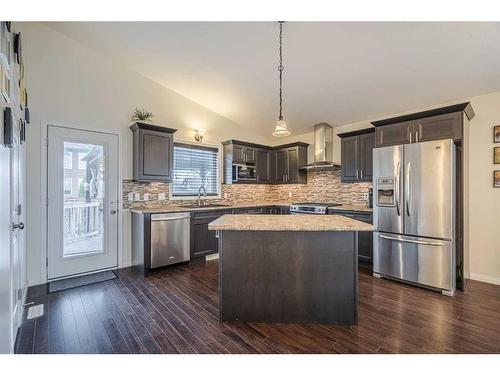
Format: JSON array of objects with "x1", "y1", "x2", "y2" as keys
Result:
[{"x1": 197, "y1": 185, "x2": 207, "y2": 206}]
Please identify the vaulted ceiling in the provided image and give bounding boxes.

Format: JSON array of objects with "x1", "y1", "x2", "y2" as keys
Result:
[{"x1": 47, "y1": 22, "x2": 500, "y2": 138}]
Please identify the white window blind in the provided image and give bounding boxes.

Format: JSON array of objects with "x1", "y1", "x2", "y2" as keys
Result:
[{"x1": 172, "y1": 143, "x2": 220, "y2": 197}]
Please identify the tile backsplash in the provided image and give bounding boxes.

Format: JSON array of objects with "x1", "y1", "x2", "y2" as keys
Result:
[{"x1": 122, "y1": 167, "x2": 372, "y2": 209}]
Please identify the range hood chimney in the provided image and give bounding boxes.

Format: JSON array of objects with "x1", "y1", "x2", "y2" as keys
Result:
[{"x1": 301, "y1": 123, "x2": 339, "y2": 170}]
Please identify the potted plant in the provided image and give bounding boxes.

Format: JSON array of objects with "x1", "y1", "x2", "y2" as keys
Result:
[{"x1": 131, "y1": 108, "x2": 155, "y2": 124}]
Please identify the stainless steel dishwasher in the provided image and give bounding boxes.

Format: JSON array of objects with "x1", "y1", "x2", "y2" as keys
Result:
[{"x1": 150, "y1": 212, "x2": 191, "y2": 267}]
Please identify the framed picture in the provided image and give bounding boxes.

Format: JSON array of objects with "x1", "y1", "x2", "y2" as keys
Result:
[
  {"x1": 494, "y1": 125, "x2": 500, "y2": 143},
  {"x1": 1, "y1": 63, "x2": 10, "y2": 102},
  {"x1": 494, "y1": 170, "x2": 500, "y2": 188},
  {"x1": 495, "y1": 147, "x2": 500, "y2": 164},
  {"x1": 0, "y1": 22, "x2": 11, "y2": 68}
]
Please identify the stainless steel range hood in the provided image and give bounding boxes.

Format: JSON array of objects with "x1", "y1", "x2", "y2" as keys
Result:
[{"x1": 300, "y1": 123, "x2": 340, "y2": 170}]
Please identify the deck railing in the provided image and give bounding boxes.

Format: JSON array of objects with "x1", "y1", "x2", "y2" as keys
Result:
[{"x1": 63, "y1": 201, "x2": 103, "y2": 244}]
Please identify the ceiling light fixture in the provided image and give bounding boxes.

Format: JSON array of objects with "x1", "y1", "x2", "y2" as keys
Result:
[{"x1": 272, "y1": 21, "x2": 291, "y2": 138}]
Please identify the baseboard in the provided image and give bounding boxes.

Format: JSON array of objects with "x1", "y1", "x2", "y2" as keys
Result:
[{"x1": 470, "y1": 272, "x2": 500, "y2": 286}]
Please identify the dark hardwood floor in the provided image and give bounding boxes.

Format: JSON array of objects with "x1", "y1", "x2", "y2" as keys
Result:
[{"x1": 15, "y1": 261, "x2": 500, "y2": 354}]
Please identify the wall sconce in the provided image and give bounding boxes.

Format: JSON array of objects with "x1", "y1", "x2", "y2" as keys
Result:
[{"x1": 194, "y1": 128, "x2": 206, "y2": 143}]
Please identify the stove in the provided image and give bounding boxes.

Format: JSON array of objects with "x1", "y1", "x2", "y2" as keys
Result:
[{"x1": 289, "y1": 202, "x2": 342, "y2": 215}]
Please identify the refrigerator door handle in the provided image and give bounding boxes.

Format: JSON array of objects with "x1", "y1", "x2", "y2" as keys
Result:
[
  {"x1": 405, "y1": 161, "x2": 411, "y2": 216},
  {"x1": 378, "y1": 234, "x2": 443, "y2": 246},
  {"x1": 395, "y1": 162, "x2": 401, "y2": 216}
]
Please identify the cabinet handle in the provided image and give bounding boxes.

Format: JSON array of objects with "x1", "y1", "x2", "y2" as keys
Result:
[
  {"x1": 409, "y1": 131, "x2": 412, "y2": 144},
  {"x1": 360, "y1": 170, "x2": 363, "y2": 180},
  {"x1": 416, "y1": 130, "x2": 419, "y2": 142}
]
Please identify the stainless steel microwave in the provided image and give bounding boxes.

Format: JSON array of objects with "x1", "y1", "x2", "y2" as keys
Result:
[{"x1": 232, "y1": 164, "x2": 257, "y2": 182}]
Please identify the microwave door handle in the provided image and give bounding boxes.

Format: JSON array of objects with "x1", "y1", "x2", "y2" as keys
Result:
[{"x1": 395, "y1": 162, "x2": 401, "y2": 216}]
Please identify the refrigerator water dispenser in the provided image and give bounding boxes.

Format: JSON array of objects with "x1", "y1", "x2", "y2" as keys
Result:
[{"x1": 376, "y1": 177, "x2": 395, "y2": 206}]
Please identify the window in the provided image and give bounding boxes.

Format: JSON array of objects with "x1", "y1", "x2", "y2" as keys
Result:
[
  {"x1": 64, "y1": 151, "x2": 72, "y2": 169},
  {"x1": 172, "y1": 143, "x2": 220, "y2": 197},
  {"x1": 64, "y1": 178, "x2": 72, "y2": 196},
  {"x1": 78, "y1": 152, "x2": 87, "y2": 170}
]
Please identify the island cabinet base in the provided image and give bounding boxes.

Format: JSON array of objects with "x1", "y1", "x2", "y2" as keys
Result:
[{"x1": 218, "y1": 230, "x2": 358, "y2": 325}]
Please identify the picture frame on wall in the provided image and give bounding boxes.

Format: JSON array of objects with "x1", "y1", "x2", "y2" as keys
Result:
[
  {"x1": 494, "y1": 147, "x2": 500, "y2": 164},
  {"x1": 1, "y1": 63, "x2": 10, "y2": 103},
  {"x1": 494, "y1": 170, "x2": 500, "y2": 188},
  {"x1": 494, "y1": 125, "x2": 500, "y2": 143},
  {"x1": 0, "y1": 22, "x2": 11, "y2": 68}
]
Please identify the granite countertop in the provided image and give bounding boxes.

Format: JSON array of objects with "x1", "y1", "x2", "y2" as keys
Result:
[
  {"x1": 328, "y1": 204, "x2": 373, "y2": 213},
  {"x1": 129, "y1": 201, "x2": 292, "y2": 214},
  {"x1": 208, "y1": 214, "x2": 374, "y2": 232}
]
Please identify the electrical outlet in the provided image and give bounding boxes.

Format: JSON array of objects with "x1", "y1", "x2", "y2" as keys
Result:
[
  {"x1": 158, "y1": 192, "x2": 166, "y2": 200},
  {"x1": 363, "y1": 193, "x2": 369, "y2": 200},
  {"x1": 127, "y1": 193, "x2": 134, "y2": 202},
  {"x1": 134, "y1": 192, "x2": 140, "y2": 201},
  {"x1": 288, "y1": 192, "x2": 292, "y2": 198},
  {"x1": 143, "y1": 193, "x2": 150, "y2": 201},
  {"x1": 224, "y1": 192, "x2": 228, "y2": 199}
]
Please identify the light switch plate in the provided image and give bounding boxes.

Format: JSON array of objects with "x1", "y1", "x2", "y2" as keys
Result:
[
  {"x1": 158, "y1": 192, "x2": 166, "y2": 200},
  {"x1": 143, "y1": 193, "x2": 149, "y2": 201},
  {"x1": 27, "y1": 304, "x2": 44, "y2": 319},
  {"x1": 134, "y1": 192, "x2": 140, "y2": 201},
  {"x1": 127, "y1": 193, "x2": 134, "y2": 201},
  {"x1": 288, "y1": 192, "x2": 292, "y2": 198}
]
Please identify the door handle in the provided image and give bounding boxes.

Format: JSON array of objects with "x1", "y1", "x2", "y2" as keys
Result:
[
  {"x1": 378, "y1": 234, "x2": 443, "y2": 246},
  {"x1": 13, "y1": 222, "x2": 24, "y2": 230},
  {"x1": 405, "y1": 162, "x2": 411, "y2": 216},
  {"x1": 110, "y1": 209, "x2": 117, "y2": 214},
  {"x1": 395, "y1": 162, "x2": 400, "y2": 216}
]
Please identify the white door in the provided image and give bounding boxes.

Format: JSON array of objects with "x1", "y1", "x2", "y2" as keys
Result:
[
  {"x1": 47, "y1": 126, "x2": 119, "y2": 280},
  {"x1": 10, "y1": 122, "x2": 23, "y2": 341}
]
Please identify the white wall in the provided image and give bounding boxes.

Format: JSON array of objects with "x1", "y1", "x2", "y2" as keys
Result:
[
  {"x1": 287, "y1": 92, "x2": 500, "y2": 285},
  {"x1": 19, "y1": 22, "x2": 270, "y2": 286}
]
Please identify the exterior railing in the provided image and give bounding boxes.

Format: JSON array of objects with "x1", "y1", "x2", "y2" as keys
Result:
[{"x1": 63, "y1": 201, "x2": 103, "y2": 244}]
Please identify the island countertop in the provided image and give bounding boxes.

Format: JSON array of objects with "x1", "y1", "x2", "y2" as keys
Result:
[{"x1": 208, "y1": 214, "x2": 373, "y2": 232}]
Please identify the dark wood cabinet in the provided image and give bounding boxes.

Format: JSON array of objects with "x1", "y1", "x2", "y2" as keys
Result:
[
  {"x1": 190, "y1": 210, "x2": 230, "y2": 260},
  {"x1": 341, "y1": 136, "x2": 359, "y2": 182},
  {"x1": 130, "y1": 122, "x2": 177, "y2": 182},
  {"x1": 372, "y1": 103, "x2": 473, "y2": 148},
  {"x1": 359, "y1": 133, "x2": 375, "y2": 181},
  {"x1": 375, "y1": 121, "x2": 411, "y2": 148},
  {"x1": 272, "y1": 145, "x2": 307, "y2": 184},
  {"x1": 328, "y1": 209, "x2": 373, "y2": 263},
  {"x1": 223, "y1": 140, "x2": 308, "y2": 185},
  {"x1": 414, "y1": 112, "x2": 462, "y2": 143},
  {"x1": 339, "y1": 128, "x2": 375, "y2": 182},
  {"x1": 256, "y1": 149, "x2": 272, "y2": 183}
]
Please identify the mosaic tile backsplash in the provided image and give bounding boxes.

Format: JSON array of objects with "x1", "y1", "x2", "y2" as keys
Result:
[{"x1": 122, "y1": 167, "x2": 372, "y2": 209}]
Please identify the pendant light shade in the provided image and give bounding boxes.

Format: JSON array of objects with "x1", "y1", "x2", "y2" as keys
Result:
[
  {"x1": 273, "y1": 119, "x2": 291, "y2": 137},
  {"x1": 272, "y1": 21, "x2": 291, "y2": 138}
]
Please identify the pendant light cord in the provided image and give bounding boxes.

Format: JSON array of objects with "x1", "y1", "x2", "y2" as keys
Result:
[{"x1": 278, "y1": 21, "x2": 284, "y2": 121}]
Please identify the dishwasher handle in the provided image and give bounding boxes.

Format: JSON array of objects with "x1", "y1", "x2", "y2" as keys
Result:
[{"x1": 151, "y1": 212, "x2": 191, "y2": 221}]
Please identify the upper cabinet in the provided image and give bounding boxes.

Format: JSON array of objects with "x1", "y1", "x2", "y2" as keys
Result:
[
  {"x1": 222, "y1": 140, "x2": 308, "y2": 184},
  {"x1": 130, "y1": 122, "x2": 177, "y2": 182},
  {"x1": 338, "y1": 128, "x2": 375, "y2": 182},
  {"x1": 372, "y1": 102, "x2": 475, "y2": 148},
  {"x1": 274, "y1": 145, "x2": 308, "y2": 184}
]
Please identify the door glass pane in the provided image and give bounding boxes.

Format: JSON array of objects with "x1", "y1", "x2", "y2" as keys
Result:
[{"x1": 63, "y1": 142, "x2": 105, "y2": 257}]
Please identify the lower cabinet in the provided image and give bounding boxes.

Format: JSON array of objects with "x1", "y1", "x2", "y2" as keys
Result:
[
  {"x1": 190, "y1": 210, "x2": 230, "y2": 260},
  {"x1": 328, "y1": 210, "x2": 373, "y2": 264},
  {"x1": 190, "y1": 206, "x2": 291, "y2": 261}
]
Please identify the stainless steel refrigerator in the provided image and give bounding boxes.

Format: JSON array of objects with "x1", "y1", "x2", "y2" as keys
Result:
[{"x1": 373, "y1": 139, "x2": 456, "y2": 295}]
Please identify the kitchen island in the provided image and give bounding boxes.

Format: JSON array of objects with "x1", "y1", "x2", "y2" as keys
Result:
[{"x1": 208, "y1": 214, "x2": 373, "y2": 325}]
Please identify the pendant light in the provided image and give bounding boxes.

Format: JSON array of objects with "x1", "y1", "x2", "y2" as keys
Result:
[{"x1": 272, "y1": 21, "x2": 291, "y2": 137}]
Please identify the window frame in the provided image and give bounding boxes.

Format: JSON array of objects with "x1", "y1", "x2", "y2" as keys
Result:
[
  {"x1": 169, "y1": 140, "x2": 222, "y2": 201},
  {"x1": 63, "y1": 178, "x2": 73, "y2": 196}
]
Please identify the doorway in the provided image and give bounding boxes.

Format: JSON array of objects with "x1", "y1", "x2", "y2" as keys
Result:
[{"x1": 47, "y1": 126, "x2": 119, "y2": 280}]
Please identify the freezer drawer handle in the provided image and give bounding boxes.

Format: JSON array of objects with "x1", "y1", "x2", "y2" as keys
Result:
[{"x1": 378, "y1": 234, "x2": 443, "y2": 246}]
